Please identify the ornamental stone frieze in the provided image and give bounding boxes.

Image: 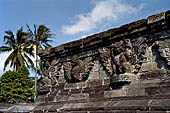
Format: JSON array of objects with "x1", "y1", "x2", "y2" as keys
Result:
[
  {"x1": 2, "y1": 10, "x2": 170, "y2": 113},
  {"x1": 38, "y1": 11, "x2": 170, "y2": 89}
]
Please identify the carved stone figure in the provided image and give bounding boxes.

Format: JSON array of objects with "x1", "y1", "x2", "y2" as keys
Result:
[
  {"x1": 30, "y1": 11, "x2": 170, "y2": 113},
  {"x1": 98, "y1": 47, "x2": 114, "y2": 76},
  {"x1": 37, "y1": 10, "x2": 170, "y2": 97},
  {"x1": 63, "y1": 57, "x2": 94, "y2": 83}
]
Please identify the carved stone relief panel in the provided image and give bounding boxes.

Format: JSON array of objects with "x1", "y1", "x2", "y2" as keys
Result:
[
  {"x1": 63, "y1": 56, "x2": 94, "y2": 83},
  {"x1": 97, "y1": 35, "x2": 170, "y2": 76},
  {"x1": 98, "y1": 47, "x2": 113, "y2": 76},
  {"x1": 98, "y1": 38, "x2": 140, "y2": 76},
  {"x1": 40, "y1": 60, "x2": 65, "y2": 88},
  {"x1": 88, "y1": 60, "x2": 108, "y2": 80},
  {"x1": 154, "y1": 39, "x2": 170, "y2": 69},
  {"x1": 40, "y1": 36, "x2": 170, "y2": 87}
]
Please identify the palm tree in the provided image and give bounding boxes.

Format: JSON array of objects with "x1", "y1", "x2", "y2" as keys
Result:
[
  {"x1": 0, "y1": 27, "x2": 34, "y2": 71},
  {"x1": 26, "y1": 24, "x2": 54, "y2": 100},
  {"x1": 26, "y1": 24, "x2": 54, "y2": 49}
]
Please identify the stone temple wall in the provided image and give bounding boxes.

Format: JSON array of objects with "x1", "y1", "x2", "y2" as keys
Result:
[{"x1": 1, "y1": 10, "x2": 170, "y2": 113}]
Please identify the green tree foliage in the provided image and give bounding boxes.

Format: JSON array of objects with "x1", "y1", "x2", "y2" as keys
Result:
[
  {"x1": 0, "y1": 27, "x2": 34, "y2": 71},
  {"x1": 0, "y1": 66, "x2": 34, "y2": 104}
]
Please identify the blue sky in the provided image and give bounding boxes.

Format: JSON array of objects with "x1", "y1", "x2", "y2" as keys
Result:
[{"x1": 0, "y1": 0, "x2": 170, "y2": 76}]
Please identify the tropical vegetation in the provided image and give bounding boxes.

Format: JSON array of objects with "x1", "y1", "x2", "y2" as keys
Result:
[
  {"x1": 26, "y1": 24, "x2": 54, "y2": 99},
  {"x1": 0, "y1": 66, "x2": 34, "y2": 103},
  {"x1": 0, "y1": 24, "x2": 54, "y2": 103},
  {"x1": 0, "y1": 27, "x2": 34, "y2": 71}
]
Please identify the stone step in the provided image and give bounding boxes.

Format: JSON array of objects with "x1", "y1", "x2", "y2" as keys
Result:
[
  {"x1": 33, "y1": 97, "x2": 170, "y2": 113},
  {"x1": 46, "y1": 94, "x2": 170, "y2": 104},
  {"x1": 45, "y1": 80, "x2": 170, "y2": 102},
  {"x1": 59, "y1": 110, "x2": 170, "y2": 113}
]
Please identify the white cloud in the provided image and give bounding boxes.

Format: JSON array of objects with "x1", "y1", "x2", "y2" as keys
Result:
[
  {"x1": 0, "y1": 50, "x2": 36, "y2": 76},
  {"x1": 62, "y1": 0, "x2": 143, "y2": 35},
  {"x1": 0, "y1": 52, "x2": 11, "y2": 75}
]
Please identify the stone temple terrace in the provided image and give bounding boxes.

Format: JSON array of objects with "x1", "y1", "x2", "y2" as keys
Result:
[{"x1": 1, "y1": 10, "x2": 170, "y2": 113}]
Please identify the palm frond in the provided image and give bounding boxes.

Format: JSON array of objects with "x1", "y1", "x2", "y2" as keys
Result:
[
  {"x1": 42, "y1": 42, "x2": 52, "y2": 49},
  {"x1": 3, "y1": 31, "x2": 15, "y2": 47},
  {"x1": 23, "y1": 53, "x2": 34, "y2": 68},
  {"x1": 22, "y1": 45, "x2": 34, "y2": 58},
  {"x1": 0, "y1": 46, "x2": 12, "y2": 53},
  {"x1": 3, "y1": 51, "x2": 15, "y2": 71},
  {"x1": 10, "y1": 50, "x2": 17, "y2": 68},
  {"x1": 26, "y1": 24, "x2": 33, "y2": 35},
  {"x1": 17, "y1": 51, "x2": 25, "y2": 66},
  {"x1": 38, "y1": 25, "x2": 48, "y2": 36},
  {"x1": 33, "y1": 24, "x2": 37, "y2": 36},
  {"x1": 4, "y1": 30, "x2": 14, "y2": 40},
  {"x1": 16, "y1": 27, "x2": 23, "y2": 44}
]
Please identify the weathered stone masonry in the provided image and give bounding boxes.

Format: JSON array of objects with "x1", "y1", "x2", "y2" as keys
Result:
[
  {"x1": 1, "y1": 10, "x2": 170, "y2": 113},
  {"x1": 39, "y1": 11, "x2": 170, "y2": 85}
]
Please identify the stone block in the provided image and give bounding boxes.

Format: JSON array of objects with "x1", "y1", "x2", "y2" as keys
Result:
[
  {"x1": 48, "y1": 104, "x2": 65, "y2": 112},
  {"x1": 150, "y1": 99, "x2": 170, "y2": 110},
  {"x1": 102, "y1": 78, "x2": 110, "y2": 85},
  {"x1": 46, "y1": 92, "x2": 57, "y2": 102},
  {"x1": 68, "y1": 93, "x2": 89, "y2": 101},
  {"x1": 139, "y1": 70, "x2": 169, "y2": 80},
  {"x1": 118, "y1": 74, "x2": 138, "y2": 82},
  {"x1": 137, "y1": 111, "x2": 167, "y2": 113},
  {"x1": 33, "y1": 105, "x2": 53, "y2": 112},
  {"x1": 55, "y1": 95, "x2": 69, "y2": 101},
  {"x1": 77, "y1": 82, "x2": 87, "y2": 89},
  {"x1": 139, "y1": 62, "x2": 159, "y2": 73},
  {"x1": 104, "y1": 90, "x2": 126, "y2": 98},
  {"x1": 70, "y1": 88, "x2": 82, "y2": 94},
  {"x1": 87, "y1": 80, "x2": 103, "y2": 88},
  {"x1": 148, "y1": 12, "x2": 165, "y2": 24},
  {"x1": 36, "y1": 95, "x2": 46, "y2": 104},
  {"x1": 89, "y1": 91, "x2": 104, "y2": 98},
  {"x1": 88, "y1": 61, "x2": 100, "y2": 80},
  {"x1": 7, "y1": 105, "x2": 35, "y2": 112},
  {"x1": 126, "y1": 87, "x2": 145, "y2": 96},
  {"x1": 58, "y1": 76, "x2": 66, "y2": 84},
  {"x1": 128, "y1": 19, "x2": 147, "y2": 30},
  {"x1": 64, "y1": 83, "x2": 78, "y2": 90},
  {"x1": 113, "y1": 110, "x2": 136, "y2": 113},
  {"x1": 150, "y1": 99, "x2": 170, "y2": 108}
]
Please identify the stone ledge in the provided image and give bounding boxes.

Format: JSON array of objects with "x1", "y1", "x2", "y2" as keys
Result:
[{"x1": 38, "y1": 10, "x2": 170, "y2": 61}]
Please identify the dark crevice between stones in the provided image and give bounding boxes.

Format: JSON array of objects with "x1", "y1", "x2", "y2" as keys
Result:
[
  {"x1": 109, "y1": 81, "x2": 131, "y2": 90},
  {"x1": 152, "y1": 43, "x2": 170, "y2": 70}
]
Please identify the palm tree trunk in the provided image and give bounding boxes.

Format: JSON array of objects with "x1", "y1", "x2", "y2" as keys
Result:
[
  {"x1": 34, "y1": 49, "x2": 38, "y2": 101},
  {"x1": 34, "y1": 35, "x2": 39, "y2": 101}
]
